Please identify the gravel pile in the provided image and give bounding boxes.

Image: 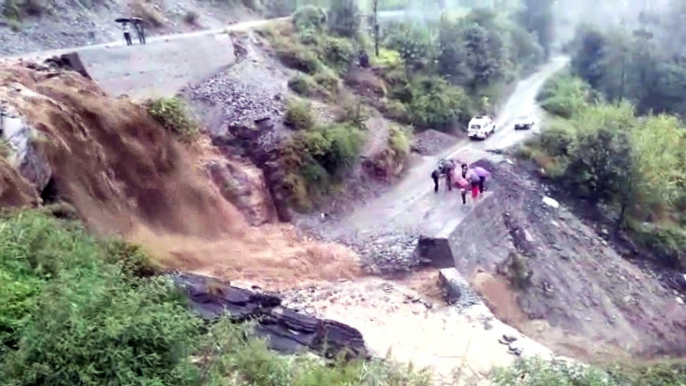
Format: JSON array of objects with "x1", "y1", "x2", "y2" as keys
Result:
[
  {"x1": 186, "y1": 74, "x2": 285, "y2": 126},
  {"x1": 411, "y1": 129, "x2": 459, "y2": 156}
]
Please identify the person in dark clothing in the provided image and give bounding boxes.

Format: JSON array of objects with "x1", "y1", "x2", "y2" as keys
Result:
[
  {"x1": 431, "y1": 169, "x2": 441, "y2": 193},
  {"x1": 134, "y1": 20, "x2": 146, "y2": 44},
  {"x1": 122, "y1": 22, "x2": 132, "y2": 46},
  {"x1": 358, "y1": 50, "x2": 369, "y2": 68},
  {"x1": 439, "y1": 159, "x2": 455, "y2": 191}
]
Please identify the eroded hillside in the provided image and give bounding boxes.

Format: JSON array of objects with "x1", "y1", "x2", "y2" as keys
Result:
[{"x1": 0, "y1": 62, "x2": 359, "y2": 288}]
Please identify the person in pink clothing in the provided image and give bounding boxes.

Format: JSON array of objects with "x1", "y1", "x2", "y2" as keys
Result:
[{"x1": 461, "y1": 164, "x2": 481, "y2": 199}]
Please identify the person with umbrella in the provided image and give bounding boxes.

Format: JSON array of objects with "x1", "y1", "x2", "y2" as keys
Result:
[
  {"x1": 461, "y1": 164, "x2": 482, "y2": 200},
  {"x1": 472, "y1": 165, "x2": 491, "y2": 193}
]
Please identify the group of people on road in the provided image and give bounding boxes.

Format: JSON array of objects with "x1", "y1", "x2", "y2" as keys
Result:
[
  {"x1": 120, "y1": 18, "x2": 146, "y2": 46},
  {"x1": 431, "y1": 159, "x2": 491, "y2": 204}
]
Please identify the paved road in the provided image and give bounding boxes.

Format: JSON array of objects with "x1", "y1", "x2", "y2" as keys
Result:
[{"x1": 328, "y1": 56, "x2": 570, "y2": 239}]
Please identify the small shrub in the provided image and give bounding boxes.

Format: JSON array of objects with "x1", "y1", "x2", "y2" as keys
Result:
[
  {"x1": 288, "y1": 73, "x2": 317, "y2": 96},
  {"x1": 380, "y1": 99, "x2": 409, "y2": 122},
  {"x1": 146, "y1": 97, "x2": 199, "y2": 141},
  {"x1": 183, "y1": 9, "x2": 199, "y2": 25},
  {"x1": 537, "y1": 119, "x2": 576, "y2": 157},
  {"x1": 406, "y1": 77, "x2": 473, "y2": 130},
  {"x1": 292, "y1": 5, "x2": 326, "y2": 32},
  {"x1": 313, "y1": 69, "x2": 340, "y2": 95},
  {"x1": 284, "y1": 98, "x2": 315, "y2": 131},
  {"x1": 629, "y1": 222, "x2": 686, "y2": 270},
  {"x1": 301, "y1": 122, "x2": 365, "y2": 175},
  {"x1": 327, "y1": 0, "x2": 361, "y2": 38},
  {"x1": 388, "y1": 125, "x2": 411, "y2": 158},
  {"x1": 372, "y1": 48, "x2": 402, "y2": 70},
  {"x1": 276, "y1": 44, "x2": 322, "y2": 74},
  {"x1": 322, "y1": 35, "x2": 355, "y2": 72},
  {"x1": 339, "y1": 99, "x2": 369, "y2": 130}
]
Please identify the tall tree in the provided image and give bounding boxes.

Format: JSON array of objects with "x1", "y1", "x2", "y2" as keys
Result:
[{"x1": 519, "y1": 0, "x2": 554, "y2": 57}]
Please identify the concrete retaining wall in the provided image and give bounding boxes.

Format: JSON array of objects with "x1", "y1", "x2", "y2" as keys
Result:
[
  {"x1": 72, "y1": 32, "x2": 236, "y2": 100},
  {"x1": 415, "y1": 191, "x2": 510, "y2": 274}
]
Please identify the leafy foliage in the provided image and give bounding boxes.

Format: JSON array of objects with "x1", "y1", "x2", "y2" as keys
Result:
[
  {"x1": 284, "y1": 98, "x2": 315, "y2": 131},
  {"x1": 405, "y1": 76, "x2": 474, "y2": 130},
  {"x1": 537, "y1": 71, "x2": 592, "y2": 118},
  {"x1": 493, "y1": 357, "x2": 686, "y2": 386},
  {"x1": 531, "y1": 68, "x2": 686, "y2": 269},
  {"x1": 0, "y1": 211, "x2": 201, "y2": 385},
  {"x1": 327, "y1": 0, "x2": 360, "y2": 38},
  {"x1": 0, "y1": 211, "x2": 439, "y2": 385},
  {"x1": 146, "y1": 97, "x2": 199, "y2": 141},
  {"x1": 568, "y1": 4, "x2": 686, "y2": 117}
]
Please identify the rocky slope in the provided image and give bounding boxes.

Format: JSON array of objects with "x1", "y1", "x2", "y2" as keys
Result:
[
  {"x1": 450, "y1": 158, "x2": 686, "y2": 360},
  {"x1": 0, "y1": 0, "x2": 279, "y2": 56}
]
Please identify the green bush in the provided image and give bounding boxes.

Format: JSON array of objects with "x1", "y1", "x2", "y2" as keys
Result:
[
  {"x1": 288, "y1": 73, "x2": 317, "y2": 96},
  {"x1": 313, "y1": 69, "x2": 340, "y2": 95},
  {"x1": 492, "y1": 357, "x2": 686, "y2": 386},
  {"x1": 292, "y1": 5, "x2": 326, "y2": 32},
  {"x1": 327, "y1": 0, "x2": 361, "y2": 38},
  {"x1": 406, "y1": 77, "x2": 473, "y2": 130},
  {"x1": 322, "y1": 35, "x2": 355, "y2": 72},
  {"x1": 537, "y1": 119, "x2": 576, "y2": 158},
  {"x1": 388, "y1": 125, "x2": 411, "y2": 159},
  {"x1": 300, "y1": 123, "x2": 365, "y2": 175},
  {"x1": 629, "y1": 222, "x2": 686, "y2": 270},
  {"x1": 537, "y1": 72, "x2": 591, "y2": 118},
  {"x1": 276, "y1": 44, "x2": 322, "y2": 74},
  {"x1": 146, "y1": 97, "x2": 199, "y2": 141},
  {"x1": 281, "y1": 122, "x2": 366, "y2": 209},
  {"x1": 0, "y1": 211, "x2": 202, "y2": 385},
  {"x1": 284, "y1": 98, "x2": 315, "y2": 131}
]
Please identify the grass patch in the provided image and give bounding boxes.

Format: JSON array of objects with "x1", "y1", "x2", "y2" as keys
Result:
[
  {"x1": 284, "y1": 98, "x2": 315, "y2": 131},
  {"x1": 288, "y1": 73, "x2": 317, "y2": 96},
  {"x1": 492, "y1": 357, "x2": 686, "y2": 386},
  {"x1": 145, "y1": 97, "x2": 200, "y2": 142}
]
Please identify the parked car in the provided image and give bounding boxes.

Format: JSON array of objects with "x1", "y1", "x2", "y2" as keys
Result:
[
  {"x1": 513, "y1": 115, "x2": 535, "y2": 130},
  {"x1": 467, "y1": 115, "x2": 496, "y2": 139}
]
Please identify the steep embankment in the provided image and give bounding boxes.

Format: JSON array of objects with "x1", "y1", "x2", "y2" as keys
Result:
[
  {"x1": 0, "y1": 63, "x2": 359, "y2": 288},
  {"x1": 448, "y1": 158, "x2": 686, "y2": 360}
]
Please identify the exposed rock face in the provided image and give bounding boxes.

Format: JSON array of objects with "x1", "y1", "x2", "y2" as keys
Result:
[
  {"x1": 172, "y1": 273, "x2": 368, "y2": 360},
  {"x1": 206, "y1": 159, "x2": 277, "y2": 226},
  {"x1": 0, "y1": 96, "x2": 53, "y2": 194},
  {"x1": 211, "y1": 118, "x2": 292, "y2": 223}
]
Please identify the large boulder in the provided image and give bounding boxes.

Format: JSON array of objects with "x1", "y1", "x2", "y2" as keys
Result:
[
  {"x1": 0, "y1": 98, "x2": 52, "y2": 195},
  {"x1": 172, "y1": 273, "x2": 368, "y2": 360}
]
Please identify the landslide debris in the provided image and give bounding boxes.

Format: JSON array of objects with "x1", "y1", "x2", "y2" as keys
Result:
[
  {"x1": 0, "y1": 62, "x2": 360, "y2": 288},
  {"x1": 451, "y1": 158, "x2": 686, "y2": 360}
]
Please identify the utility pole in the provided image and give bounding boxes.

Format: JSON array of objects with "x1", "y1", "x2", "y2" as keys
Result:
[{"x1": 373, "y1": 0, "x2": 379, "y2": 56}]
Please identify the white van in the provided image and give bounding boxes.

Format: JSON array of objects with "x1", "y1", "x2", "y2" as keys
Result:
[{"x1": 467, "y1": 115, "x2": 496, "y2": 140}]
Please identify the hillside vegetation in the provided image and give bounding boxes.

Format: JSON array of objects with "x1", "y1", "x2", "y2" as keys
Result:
[
  {"x1": 0, "y1": 210, "x2": 432, "y2": 386},
  {"x1": 259, "y1": 2, "x2": 546, "y2": 210},
  {"x1": 519, "y1": 1, "x2": 686, "y2": 272}
]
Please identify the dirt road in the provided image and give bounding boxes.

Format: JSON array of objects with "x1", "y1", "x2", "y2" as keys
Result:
[{"x1": 318, "y1": 57, "x2": 569, "y2": 245}]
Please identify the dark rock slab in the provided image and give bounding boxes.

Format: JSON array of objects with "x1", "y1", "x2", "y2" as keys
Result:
[{"x1": 172, "y1": 273, "x2": 368, "y2": 360}]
